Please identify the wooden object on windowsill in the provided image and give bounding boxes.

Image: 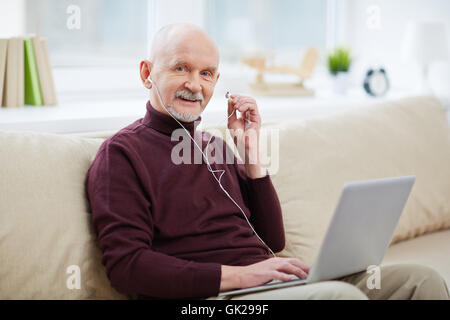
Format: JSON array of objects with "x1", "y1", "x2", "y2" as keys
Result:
[{"x1": 242, "y1": 47, "x2": 319, "y2": 97}]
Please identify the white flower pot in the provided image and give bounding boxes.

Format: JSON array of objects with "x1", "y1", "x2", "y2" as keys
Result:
[{"x1": 333, "y1": 72, "x2": 350, "y2": 95}]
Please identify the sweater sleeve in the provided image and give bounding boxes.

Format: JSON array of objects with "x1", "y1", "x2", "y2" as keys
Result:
[
  {"x1": 85, "y1": 138, "x2": 221, "y2": 299},
  {"x1": 233, "y1": 155, "x2": 286, "y2": 254}
]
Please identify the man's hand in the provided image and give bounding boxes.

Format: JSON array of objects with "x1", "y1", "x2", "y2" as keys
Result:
[
  {"x1": 227, "y1": 94, "x2": 266, "y2": 179},
  {"x1": 220, "y1": 257, "x2": 311, "y2": 292}
]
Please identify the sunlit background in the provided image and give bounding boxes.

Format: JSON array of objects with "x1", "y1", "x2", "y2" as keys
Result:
[{"x1": 0, "y1": 0, "x2": 449, "y2": 132}]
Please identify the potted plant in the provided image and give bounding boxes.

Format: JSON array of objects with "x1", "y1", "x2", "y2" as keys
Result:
[{"x1": 327, "y1": 46, "x2": 352, "y2": 95}]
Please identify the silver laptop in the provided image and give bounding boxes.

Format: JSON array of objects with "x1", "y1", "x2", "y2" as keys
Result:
[{"x1": 218, "y1": 176, "x2": 416, "y2": 297}]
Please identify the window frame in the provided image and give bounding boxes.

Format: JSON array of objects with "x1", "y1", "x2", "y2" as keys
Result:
[{"x1": 13, "y1": 0, "x2": 338, "y2": 101}]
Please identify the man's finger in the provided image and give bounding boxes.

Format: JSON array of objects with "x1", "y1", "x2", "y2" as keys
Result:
[
  {"x1": 235, "y1": 96, "x2": 256, "y2": 106},
  {"x1": 277, "y1": 263, "x2": 308, "y2": 280},
  {"x1": 231, "y1": 94, "x2": 254, "y2": 103},
  {"x1": 271, "y1": 271, "x2": 292, "y2": 282},
  {"x1": 235, "y1": 102, "x2": 258, "y2": 117},
  {"x1": 228, "y1": 98, "x2": 237, "y2": 122},
  {"x1": 288, "y1": 258, "x2": 311, "y2": 273},
  {"x1": 245, "y1": 111, "x2": 261, "y2": 123}
]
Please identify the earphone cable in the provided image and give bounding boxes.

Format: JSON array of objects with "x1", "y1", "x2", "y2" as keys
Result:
[{"x1": 150, "y1": 81, "x2": 276, "y2": 258}]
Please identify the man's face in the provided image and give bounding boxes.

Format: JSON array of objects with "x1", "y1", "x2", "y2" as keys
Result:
[{"x1": 149, "y1": 32, "x2": 220, "y2": 122}]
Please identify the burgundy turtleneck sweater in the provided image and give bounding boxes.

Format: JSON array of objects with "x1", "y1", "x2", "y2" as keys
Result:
[{"x1": 85, "y1": 101, "x2": 285, "y2": 299}]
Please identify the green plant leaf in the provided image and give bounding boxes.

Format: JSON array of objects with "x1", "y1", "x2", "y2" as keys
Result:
[{"x1": 327, "y1": 46, "x2": 352, "y2": 75}]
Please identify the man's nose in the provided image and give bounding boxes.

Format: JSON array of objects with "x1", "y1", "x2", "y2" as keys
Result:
[{"x1": 185, "y1": 73, "x2": 202, "y2": 93}]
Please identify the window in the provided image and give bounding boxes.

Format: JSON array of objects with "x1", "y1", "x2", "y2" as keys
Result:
[
  {"x1": 17, "y1": 0, "x2": 333, "y2": 101},
  {"x1": 205, "y1": 0, "x2": 329, "y2": 63},
  {"x1": 25, "y1": 0, "x2": 149, "y2": 67},
  {"x1": 24, "y1": 0, "x2": 150, "y2": 100}
]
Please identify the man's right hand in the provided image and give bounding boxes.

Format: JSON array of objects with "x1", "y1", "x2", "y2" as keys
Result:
[{"x1": 220, "y1": 257, "x2": 311, "y2": 292}]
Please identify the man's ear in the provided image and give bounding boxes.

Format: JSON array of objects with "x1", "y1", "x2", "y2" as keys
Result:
[
  {"x1": 215, "y1": 72, "x2": 220, "y2": 84},
  {"x1": 140, "y1": 60, "x2": 153, "y2": 88}
]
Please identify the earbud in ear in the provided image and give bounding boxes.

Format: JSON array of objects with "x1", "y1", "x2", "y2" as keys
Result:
[{"x1": 145, "y1": 77, "x2": 153, "y2": 89}]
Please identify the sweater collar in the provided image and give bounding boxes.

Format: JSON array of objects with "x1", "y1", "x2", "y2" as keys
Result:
[{"x1": 142, "y1": 100, "x2": 202, "y2": 137}]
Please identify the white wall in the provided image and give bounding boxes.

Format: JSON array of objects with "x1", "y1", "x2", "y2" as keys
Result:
[
  {"x1": 149, "y1": 0, "x2": 206, "y2": 48},
  {"x1": 337, "y1": 0, "x2": 450, "y2": 95},
  {"x1": 0, "y1": 0, "x2": 25, "y2": 37}
]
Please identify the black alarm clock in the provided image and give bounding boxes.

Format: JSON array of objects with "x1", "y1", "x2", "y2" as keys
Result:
[{"x1": 363, "y1": 68, "x2": 390, "y2": 97}]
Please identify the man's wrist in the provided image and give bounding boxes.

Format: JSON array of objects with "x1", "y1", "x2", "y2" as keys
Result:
[
  {"x1": 220, "y1": 265, "x2": 242, "y2": 292},
  {"x1": 245, "y1": 163, "x2": 267, "y2": 179}
]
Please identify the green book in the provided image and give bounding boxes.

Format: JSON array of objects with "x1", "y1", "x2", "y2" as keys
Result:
[{"x1": 24, "y1": 38, "x2": 43, "y2": 105}]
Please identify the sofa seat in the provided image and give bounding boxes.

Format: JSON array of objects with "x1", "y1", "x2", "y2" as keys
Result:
[{"x1": 383, "y1": 229, "x2": 450, "y2": 286}]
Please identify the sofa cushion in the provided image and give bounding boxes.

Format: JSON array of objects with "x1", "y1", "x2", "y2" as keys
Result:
[
  {"x1": 0, "y1": 131, "x2": 126, "y2": 299},
  {"x1": 269, "y1": 95, "x2": 450, "y2": 265},
  {"x1": 383, "y1": 229, "x2": 450, "y2": 287}
]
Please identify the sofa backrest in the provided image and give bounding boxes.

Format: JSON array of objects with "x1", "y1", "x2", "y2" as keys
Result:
[
  {"x1": 0, "y1": 132, "x2": 126, "y2": 299},
  {"x1": 267, "y1": 95, "x2": 450, "y2": 265},
  {"x1": 0, "y1": 95, "x2": 449, "y2": 299}
]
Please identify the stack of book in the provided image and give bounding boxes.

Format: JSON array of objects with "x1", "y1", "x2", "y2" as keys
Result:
[{"x1": 0, "y1": 34, "x2": 57, "y2": 107}]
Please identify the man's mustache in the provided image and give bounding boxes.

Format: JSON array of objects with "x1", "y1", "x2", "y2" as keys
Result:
[{"x1": 175, "y1": 90, "x2": 204, "y2": 104}]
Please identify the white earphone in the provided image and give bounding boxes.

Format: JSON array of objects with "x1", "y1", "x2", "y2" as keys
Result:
[
  {"x1": 146, "y1": 77, "x2": 153, "y2": 89},
  {"x1": 145, "y1": 76, "x2": 276, "y2": 258}
]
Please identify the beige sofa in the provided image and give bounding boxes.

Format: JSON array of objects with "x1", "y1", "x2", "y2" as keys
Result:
[{"x1": 0, "y1": 95, "x2": 449, "y2": 299}]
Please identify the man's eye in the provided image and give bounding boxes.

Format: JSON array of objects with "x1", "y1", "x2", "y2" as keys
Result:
[
  {"x1": 202, "y1": 71, "x2": 211, "y2": 77},
  {"x1": 176, "y1": 66, "x2": 184, "y2": 71}
]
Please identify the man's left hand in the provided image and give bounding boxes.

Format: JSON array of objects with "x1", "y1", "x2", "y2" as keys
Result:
[{"x1": 227, "y1": 94, "x2": 266, "y2": 179}]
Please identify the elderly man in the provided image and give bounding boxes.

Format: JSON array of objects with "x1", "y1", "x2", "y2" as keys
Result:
[{"x1": 86, "y1": 24, "x2": 449, "y2": 300}]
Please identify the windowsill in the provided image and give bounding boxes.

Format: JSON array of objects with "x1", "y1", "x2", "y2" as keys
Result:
[
  {"x1": 0, "y1": 95, "x2": 147, "y2": 134},
  {"x1": 0, "y1": 89, "x2": 448, "y2": 134}
]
